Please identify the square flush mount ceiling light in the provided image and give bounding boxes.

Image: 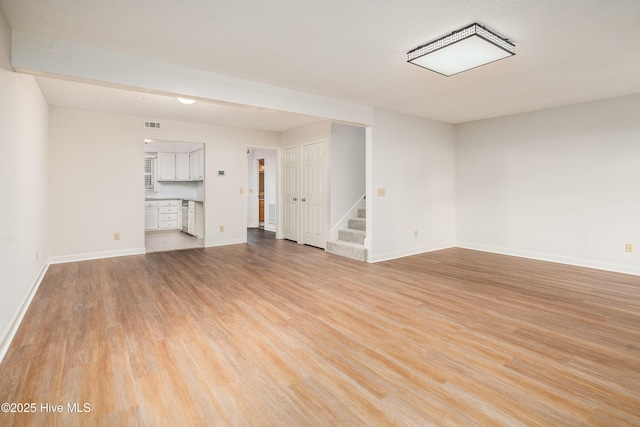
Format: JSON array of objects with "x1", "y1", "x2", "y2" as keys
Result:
[{"x1": 407, "y1": 23, "x2": 515, "y2": 76}]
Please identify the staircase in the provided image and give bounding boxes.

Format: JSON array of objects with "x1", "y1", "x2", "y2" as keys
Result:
[{"x1": 326, "y1": 207, "x2": 367, "y2": 262}]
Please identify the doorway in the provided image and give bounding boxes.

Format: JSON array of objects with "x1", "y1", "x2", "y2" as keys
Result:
[
  {"x1": 258, "y1": 159, "x2": 265, "y2": 229},
  {"x1": 144, "y1": 139, "x2": 205, "y2": 253},
  {"x1": 247, "y1": 147, "x2": 277, "y2": 234}
]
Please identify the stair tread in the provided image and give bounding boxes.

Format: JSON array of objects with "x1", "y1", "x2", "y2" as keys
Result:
[
  {"x1": 341, "y1": 228, "x2": 365, "y2": 234},
  {"x1": 326, "y1": 240, "x2": 368, "y2": 262},
  {"x1": 327, "y1": 206, "x2": 367, "y2": 261},
  {"x1": 338, "y1": 228, "x2": 365, "y2": 245}
]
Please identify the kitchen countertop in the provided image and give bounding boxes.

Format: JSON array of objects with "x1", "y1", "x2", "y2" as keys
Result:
[{"x1": 145, "y1": 197, "x2": 204, "y2": 202}]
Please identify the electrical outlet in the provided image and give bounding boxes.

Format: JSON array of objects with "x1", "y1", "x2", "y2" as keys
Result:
[
  {"x1": 377, "y1": 188, "x2": 386, "y2": 197},
  {"x1": 36, "y1": 250, "x2": 39, "y2": 262},
  {"x1": 626, "y1": 243, "x2": 633, "y2": 253},
  {"x1": 478, "y1": 227, "x2": 484, "y2": 236},
  {"x1": 114, "y1": 232, "x2": 121, "y2": 241},
  {"x1": 220, "y1": 226, "x2": 224, "y2": 232},
  {"x1": 414, "y1": 230, "x2": 418, "y2": 238},
  {"x1": 240, "y1": 188, "x2": 244, "y2": 194}
]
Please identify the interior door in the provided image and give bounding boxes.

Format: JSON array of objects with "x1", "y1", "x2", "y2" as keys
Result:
[
  {"x1": 301, "y1": 141, "x2": 327, "y2": 249},
  {"x1": 283, "y1": 146, "x2": 299, "y2": 241}
]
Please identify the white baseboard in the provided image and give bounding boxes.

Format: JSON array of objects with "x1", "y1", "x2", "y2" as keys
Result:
[
  {"x1": 205, "y1": 238, "x2": 247, "y2": 247},
  {"x1": 0, "y1": 262, "x2": 49, "y2": 364},
  {"x1": 49, "y1": 248, "x2": 146, "y2": 264},
  {"x1": 368, "y1": 242, "x2": 455, "y2": 263},
  {"x1": 456, "y1": 242, "x2": 640, "y2": 276}
]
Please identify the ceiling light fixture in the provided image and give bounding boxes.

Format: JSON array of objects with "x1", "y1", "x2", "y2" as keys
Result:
[
  {"x1": 407, "y1": 23, "x2": 515, "y2": 76},
  {"x1": 177, "y1": 97, "x2": 196, "y2": 105}
]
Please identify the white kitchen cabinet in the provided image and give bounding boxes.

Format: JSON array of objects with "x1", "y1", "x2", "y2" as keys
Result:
[
  {"x1": 195, "y1": 201, "x2": 205, "y2": 238},
  {"x1": 157, "y1": 153, "x2": 176, "y2": 181},
  {"x1": 145, "y1": 201, "x2": 159, "y2": 230},
  {"x1": 157, "y1": 152, "x2": 200, "y2": 181},
  {"x1": 175, "y1": 153, "x2": 190, "y2": 180},
  {"x1": 159, "y1": 200, "x2": 181, "y2": 230},
  {"x1": 145, "y1": 200, "x2": 181, "y2": 230},
  {"x1": 187, "y1": 203, "x2": 195, "y2": 235},
  {"x1": 189, "y1": 148, "x2": 204, "y2": 180}
]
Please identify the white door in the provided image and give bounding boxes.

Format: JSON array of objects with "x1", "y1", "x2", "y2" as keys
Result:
[
  {"x1": 283, "y1": 146, "x2": 299, "y2": 241},
  {"x1": 301, "y1": 141, "x2": 327, "y2": 249}
]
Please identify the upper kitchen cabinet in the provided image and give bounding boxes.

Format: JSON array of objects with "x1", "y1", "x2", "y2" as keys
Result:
[
  {"x1": 156, "y1": 149, "x2": 204, "y2": 181},
  {"x1": 190, "y1": 148, "x2": 204, "y2": 181},
  {"x1": 176, "y1": 153, "x2": 190, "y2": 180},
  {"x1": 157, "y1": 153, "x2": 176, "y2": 181}
]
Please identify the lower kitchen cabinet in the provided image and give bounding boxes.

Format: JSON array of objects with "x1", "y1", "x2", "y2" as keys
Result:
[
  {"x1": 195, "y1": 201, "x2": 205, "y2": 238},
  {"x1": 159, "y1": 200, "x2": 180, "y2": 229},
  {"x1": 145, "y1": 201, "x2": 159, "y2": 231},
  {"x1": 145, "y1": 200, "x2": 181, "y2": 231}
]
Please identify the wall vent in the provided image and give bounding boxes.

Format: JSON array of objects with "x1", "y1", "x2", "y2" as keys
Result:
[{"x1": 144, "y1": 120, "x2": 161, "y2": 129}]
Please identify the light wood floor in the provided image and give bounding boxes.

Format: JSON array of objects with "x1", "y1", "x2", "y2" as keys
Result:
[{"x1": 1, "y1": 230, "x2": 639, "y2": 426}]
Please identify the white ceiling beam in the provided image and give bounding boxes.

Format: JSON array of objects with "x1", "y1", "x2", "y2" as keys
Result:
[{"x1": 11, "y1": 30, "x2": 374, "y2": 126}]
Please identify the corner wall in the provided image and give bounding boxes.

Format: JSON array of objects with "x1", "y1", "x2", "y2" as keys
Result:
[
  {"x1": 330, "y1": 123, "x2": 365, "y2": 238},
  {"x1": 456, "y1": 94, "x2": 640, "y2": 275},
  {"x1": 0, "y1": 11, "x2": 49, "y2": 361},
  {"x1": 369, "y1": 108, "x2": 456, "y2": 262}
]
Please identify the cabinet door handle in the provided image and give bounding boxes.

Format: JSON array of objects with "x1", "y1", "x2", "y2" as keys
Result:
[
  {"x1": 301, "y1": 198, "x2": 306, "y2": 202},
  {"x1": 293, "y1": 197, "x2": 297, "y2": 201}
]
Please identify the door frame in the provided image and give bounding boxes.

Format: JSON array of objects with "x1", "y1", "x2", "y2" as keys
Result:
[
  {"x1": 244, "y1": 145, "x2": 281, "y2": 239},
  {"x1": 249, "y1": 157, "x2": 264, "y2": 228}
]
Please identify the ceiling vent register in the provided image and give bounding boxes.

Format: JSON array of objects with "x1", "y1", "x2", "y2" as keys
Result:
[{"x1": 144, "y1": 120, "x2": 161, "y2": 129}]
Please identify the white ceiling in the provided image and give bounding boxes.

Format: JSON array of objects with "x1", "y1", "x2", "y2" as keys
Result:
[
  {"x1": 2, "y1": 0, "x2": 639, "y2": 130},
  {"x1": 33, "y1": 76, "x2": 323, "y2": 132}
]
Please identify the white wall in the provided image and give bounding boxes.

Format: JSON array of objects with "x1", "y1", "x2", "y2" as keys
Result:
[
  {"x1": 48, "y1": 108, "x2": 146, "y2": 260},
  {"x1": 369, "y1": 109, "x2": 456, "y2": 262},
  {"x1": 48, "y1": 107, "x2": 280, "y2": 261},
  {"x1": 456, "y1": 94, "x2": 640, "y2": 275},
  {"x1": 281, "y1": 121, "x2": 331, "y2": 147},
  {"x1": 330, "y1": 123, "x2": 365, "y2": 238},
  {"x1": 0, "y1": 11, "x2": 49, "y2": 361}
]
